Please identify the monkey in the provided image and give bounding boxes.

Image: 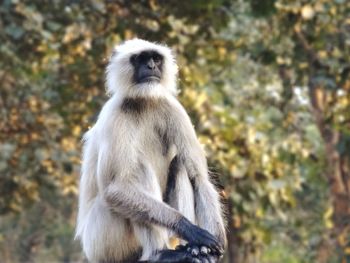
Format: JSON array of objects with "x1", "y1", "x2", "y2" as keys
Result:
[{"x1": 75, "y1": 39, "x2": 226, "y2": 263}]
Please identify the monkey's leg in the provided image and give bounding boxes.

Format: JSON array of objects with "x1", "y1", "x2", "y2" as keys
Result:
[
  {"x1": 145, "y1": 248, "x2": 195, "y2": 263},
  {"x1": 165, "y1": 163, "x2": 196, "y2": 224},
  {"x1": 133, "y1": 223, "x2": 169, "y2": 261},
  {"x1": 80, "y1": 198, "x2": 139, "y2": 262},
  {"x1": 144, "y1": 246, "x2": 219, "y2": 263}
]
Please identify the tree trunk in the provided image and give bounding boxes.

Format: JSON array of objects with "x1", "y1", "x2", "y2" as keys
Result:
[
  {"x1": 309, "y1": 85, "x2": 350, "y2": 262},
  {"x1": 226, "y1": 198, "x2": 241, "y2": 263}
]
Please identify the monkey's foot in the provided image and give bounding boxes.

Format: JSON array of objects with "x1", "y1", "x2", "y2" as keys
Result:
[
  {"x1": 145, "y1": 248, "x2": 195, "y2": 263},
  {"x1": 144, "y1": 246, "x2": 219, "y2": 263},
  {"x1": 175, "y1": 244, "x2": 221, "y2": 263}
]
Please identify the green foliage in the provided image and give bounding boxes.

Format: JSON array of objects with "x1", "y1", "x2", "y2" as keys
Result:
[{"x1": 0, "y1": 0, "x2": 348, "y2": 262}]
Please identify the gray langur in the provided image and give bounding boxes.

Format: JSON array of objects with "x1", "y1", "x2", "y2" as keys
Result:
[{"x1": 75, "y1": 39, "x2": 226, "y2": 263}]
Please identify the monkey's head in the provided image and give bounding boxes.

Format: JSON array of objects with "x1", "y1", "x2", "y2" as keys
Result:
[{"x1": 106, "y1": 39, "x2": 178, "y2": 98}]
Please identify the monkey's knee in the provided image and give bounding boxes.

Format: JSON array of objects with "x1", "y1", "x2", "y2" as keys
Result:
[{"x1": 81, "y1": 201, "x2": 139, "y2": 261}]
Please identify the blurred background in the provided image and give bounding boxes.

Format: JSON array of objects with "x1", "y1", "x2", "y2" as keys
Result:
[{"x1": 1, "y1": 0, "x2": 350, "y2": 262}]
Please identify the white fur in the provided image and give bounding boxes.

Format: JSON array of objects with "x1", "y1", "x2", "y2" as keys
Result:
[{"x1": 75, "y1": 39, "x2": 226, "y2": 262}]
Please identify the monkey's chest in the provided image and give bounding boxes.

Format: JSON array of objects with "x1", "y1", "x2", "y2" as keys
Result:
[
  {"x1": 138, "y1": 124, "x2": 177, "y2": 193},
  {"x1": 119, "y1": 99, "x2": 180, "y2": 192}
]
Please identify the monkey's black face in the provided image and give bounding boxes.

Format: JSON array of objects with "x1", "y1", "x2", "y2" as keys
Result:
[{"x1": 130, "y1": 50, "x2": 163, "y2": 84}]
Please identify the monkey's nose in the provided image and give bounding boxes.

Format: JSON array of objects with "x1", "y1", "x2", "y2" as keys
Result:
[{"x1": 147, "y1": 59, "x2": 156, "y2": 69}]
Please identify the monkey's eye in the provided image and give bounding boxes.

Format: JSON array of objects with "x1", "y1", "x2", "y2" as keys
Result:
[
  {"x1": 130, "y1": 55, "x2": 138, "y2": 64},
  {"x1": 153, "y1": 54, "x2": 162, "y2": 65}
]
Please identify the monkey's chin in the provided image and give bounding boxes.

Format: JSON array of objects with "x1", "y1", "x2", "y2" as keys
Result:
[{"x1": 131, "y1": 82, "x2": 164, "y2": 98}]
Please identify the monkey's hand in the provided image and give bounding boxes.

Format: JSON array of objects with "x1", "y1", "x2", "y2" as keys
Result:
[
  {"x1": 175, "y1": 217, "x2": 224, "y2": 256},
  {"x1": 175, "y1": 244, "x2": 221, "y2": 263}
]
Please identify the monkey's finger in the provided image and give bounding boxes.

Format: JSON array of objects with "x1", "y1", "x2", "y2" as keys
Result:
[
  {"x1": 205, "y1": 243, "x2": 222, "y2": 257},
  {"x1": 200, "y1": 246, "x2": 209, "y2": 255},
  {"x1": 190, "y1": 246, "x2": 200, "y2": 257},
  {"x1": 208, "y1": 240, "x2": 223, "y2": 255},
  {"x1": 199, "y1": 257, "x2": 209, "y2": 263},
  {"x1": 207, "y1": 255, "x2": 219, "y2": 263},
  {"x1": 212, "y1": 245, "x2": 224, "y2": 256},
  {"x1": 204, "y1": 238, "x2": 221, "y2": 253},
  {"x1": 217, "y1": 245, "x2": 225, "y2": 255}
]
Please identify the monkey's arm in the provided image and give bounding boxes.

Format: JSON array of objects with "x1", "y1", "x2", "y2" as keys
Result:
[
  {"x1": 182, "y1": 151, "x2": 226, "y2": 251},
  {"x1": 104, "y1": 181, "x2": 181, "y2": 227},
  {"x1": 104, "y1": 180, "x2": 221, "y2": 252},
  {"x1": 171, "y1": 103, "x2": 227, "y2": 249},
  {"x1": 192, "y1": 175, "x2": 226, "y2": 249}
]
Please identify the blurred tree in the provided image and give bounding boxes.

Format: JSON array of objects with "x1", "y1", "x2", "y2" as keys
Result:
[
  {"x1": 0, "y1": 0, "x2": 235, "y2": 261},
  {"x1": 0, "y1": 0, "x2": 346, "y2": 262},
  {"x1": 235, "y1": 0, "x2": 350, "y2": 261}
]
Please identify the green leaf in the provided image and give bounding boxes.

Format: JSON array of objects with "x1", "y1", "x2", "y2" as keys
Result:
[{"x1": 5, "y1": 24, "x2": 24, "y2": 39}]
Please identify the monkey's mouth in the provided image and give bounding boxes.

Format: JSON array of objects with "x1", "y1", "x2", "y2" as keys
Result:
[{"x1": 139, "y1": 75, "x2": 161, "y2": 83}]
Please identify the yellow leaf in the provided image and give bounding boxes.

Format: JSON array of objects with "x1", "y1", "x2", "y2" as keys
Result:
[
  {"x1": 9, "y1": 201, "x2": 21, "y2": 212},
  {"x1": 301, "y1": 5, "x2": 315, "y2": 20},
  {"x1": 72, "y1": 125, "x2": 81, "y2": 136},
  {"x1": 318, "y1": 50, "x2": 327, "y2": 59},
  {"x1": 256, "y1": 208, "x2": 264, "y2": 218},
  {"x1": 218, "y1": 47, "x2": 227, "y2": 60},
  {"x1": 324, "y1": 206, "x2": 334, "y2": 229},
  {"x1": 338, "y1": 233, "x2": 347, "y2": 247}
]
